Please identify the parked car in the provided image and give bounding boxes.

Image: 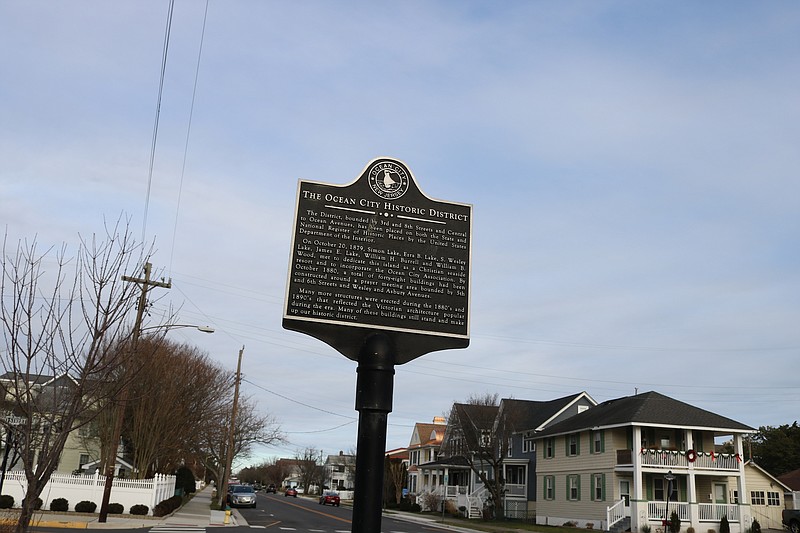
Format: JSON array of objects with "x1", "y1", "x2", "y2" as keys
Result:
[
  {"x1": 265, "y1": 484, "x2": 277, "y2": 493},
  {"x1": 319, "y1": 491, "x2": 340, "y2": 506},
  {"x1": 783, "y1": 509, "x2": 800, "y2": 533},
  {"x1": 285, "y1": 487, "x2": 298, "y2": 497},
  {"x1": 227, "y1": 484, "x2": 257, "y2": 508}
]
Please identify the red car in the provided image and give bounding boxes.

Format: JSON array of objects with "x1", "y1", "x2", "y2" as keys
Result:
[
  {"x1": 285, "y1": 487, "x2": 298, "y2": 497},
  {"x1": 319, "y1": 491, "x2": 340, "y2": 506}
]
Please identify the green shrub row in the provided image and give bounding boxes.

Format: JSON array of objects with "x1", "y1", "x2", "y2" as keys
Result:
[
  {"x1": 397, "y1": 497, "x2": 421, "y2": 513},
  {"x1": 153, "y1": 495, "x2": 183, "y2": 517},
  {"x1": 0, "y1": 495, "x2": 147, "y2": 515}
]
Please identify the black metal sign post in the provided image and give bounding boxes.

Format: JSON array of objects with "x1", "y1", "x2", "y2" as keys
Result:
[
  {"x1": 283, "y1": 157, "x2": 471, "y2": 533},
  {"x1": 352, "y1": 332, "x2": 394, "y2": 532}
]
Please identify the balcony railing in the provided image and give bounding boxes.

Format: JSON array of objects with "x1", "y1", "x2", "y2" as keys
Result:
[
  {"x1": 617, "y1": 449, "x2": 741, "y2": 471},
  {"x1": 505, "y1": 483, "x2": 526, "y2": 498}
]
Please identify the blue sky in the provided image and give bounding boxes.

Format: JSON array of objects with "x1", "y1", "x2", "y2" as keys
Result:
[{"x1": 1, "y1": 1, "x2": 798, "y2": 466}]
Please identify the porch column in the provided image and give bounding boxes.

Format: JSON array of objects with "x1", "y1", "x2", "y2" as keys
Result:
[
  {"x1": 632, "y1": 426, "x2": 645, "y2": 532},
  {"x1": 687, "y1": 431, "x2": 698, "y2": 529},
  {"x1": 734, "y1": 434, "x2": 751, "y2": 528}
]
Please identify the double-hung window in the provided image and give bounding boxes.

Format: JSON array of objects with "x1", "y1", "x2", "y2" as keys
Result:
[
  {"x1": 523, "y1": 432, "x2": 535, "y2": 453},
  {"x1": 567, "y1": 474, "x2": 581, "y2": 501},
  {"x1": 591, "y1": 473, "x2": 605, "y2": 501},
  {"x1": 544, "y1": 437, "x2": 555, "y2": 458},
  {"x1": 591, "y1": 430, "x2": 604, "y2": 453},
  {"x1": 544, "y1": 475, "x2": 555, "y2": 500},
  {"x1": 567, "y1": 433, "x2": 580, "y2": 456}
]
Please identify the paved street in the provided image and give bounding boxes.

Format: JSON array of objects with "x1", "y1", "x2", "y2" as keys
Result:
[
  {"x1": 23, "y1": 485, "x2": 480, "y2": 533},
  {"x1": 237, "y1": 492, "x2": 472, "y2": 533}
]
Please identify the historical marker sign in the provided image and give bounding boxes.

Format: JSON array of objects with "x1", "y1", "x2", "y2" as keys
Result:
[{"x1": 283, "y1": 157, "x2": 471, "y2": 364}]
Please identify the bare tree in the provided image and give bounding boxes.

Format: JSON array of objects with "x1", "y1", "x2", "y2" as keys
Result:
[
  {"x1": 384, "y1": 454, "x2": 407, "y2": 506},
  {"x1": 264, "y1": 457, "x2": 290, "y2": 487},
  {"x1": 198, "y1": 394, "x2": 284, "y2": 509},
  {"x1": 439, "y1": 394, "x2": 503, "y2": 519},
  {"x1": 438, "y1": 394, "x2": 533, "y2": 520},
  {"x1": 0, "y1": 221, "x2": 144, "y2": 533},
  {"x1": 295, "y1": 447, "x2": 325, "y2": 495},
  {"x1": 124, "y1": 336, "x2": 230, "y2": 478}
]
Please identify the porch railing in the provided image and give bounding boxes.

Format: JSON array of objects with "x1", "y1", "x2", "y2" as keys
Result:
[
  {"x1": 647, "y1": 501, "x2": 689, "y2": 522},
  {"x1": 646, "y1": 501, "x2": 740, "y2": 523},
  {"x1": 443, "y1": 485, "x2": 467, "y2": 498},
  {"x1": 698, "y1": 503, "x2": 739, "y2": 522},
  {"x1": 607, "y1": 498, "x2": 626, "y2": 529}
]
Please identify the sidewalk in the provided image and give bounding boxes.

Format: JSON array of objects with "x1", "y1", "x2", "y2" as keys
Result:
[{"x1": 19, "y1": 485, "x2": 245, "y2": 529}]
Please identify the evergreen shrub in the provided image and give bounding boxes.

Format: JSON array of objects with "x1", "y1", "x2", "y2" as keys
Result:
[
  {"x1": 130, "y1": 504, "x2": 149, "y2": 515},
  {"x1": 669, "y1": 511, "x2": 681, "y2": 533},
  {"x1": 75, "y1": 500, "x2": 97, "y2": 513},
  {"x1": 720, "y1": 516, "x2": 730, "y2": 533},
  {"x1": 175, "y1": 467, "x2": 196, "y2": 495},
  {"x1": 153, "y1": 495, "x2": 183, "y2": 517},
  {"x1": 50, "y1": 498, "x2": 69, "y2": 512}
]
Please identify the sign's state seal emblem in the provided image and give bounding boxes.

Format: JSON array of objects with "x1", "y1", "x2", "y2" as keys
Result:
[{"x1": 368, "y1": 160, "x2": 409, "y2": 200}]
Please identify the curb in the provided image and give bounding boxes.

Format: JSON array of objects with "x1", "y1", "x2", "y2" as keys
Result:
[{"x1": 31, "y1": 519, "x2": 88, "y2": 529}]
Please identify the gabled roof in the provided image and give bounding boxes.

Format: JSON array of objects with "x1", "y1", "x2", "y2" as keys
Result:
[
  {"x1": 533, "y1": 391, "x2": 754, "y2": 437},
  {"x1": 385, "y1": 447, "x2": 408, "y2": 460},
  {"x1": 454, "y1": 403, "x2": 499, "y2": 431},
  {"x1": 408, "y1": 420, "x2": 447, "y2": 448},
  {"x1": 0, "y1": 372, "x2": 80, "y2": 390},
  {"x1": 82, "y1": 456, "x2": 134, "y2": 471},
  {"x1": 778, "y1": 467, "x2": 800, "y2": 491},
  {"x1": 324, "y1": 453, "x2": 355, "y2": 465},
  {"x1": 500, "y1": 392, "x2": 596, "y2": 433},
  {"x1": 746, "y1": 460, "x2": 792, "y2": 493},
  {"x1": 1, "y1": 372, "x2": 69, "y2": 386}
]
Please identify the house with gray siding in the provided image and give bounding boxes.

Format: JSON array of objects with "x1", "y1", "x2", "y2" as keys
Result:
[{"x1": 533, "y1": 391, "x2": 754, "y2": 533}]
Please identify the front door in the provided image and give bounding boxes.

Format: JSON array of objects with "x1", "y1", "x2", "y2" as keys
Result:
[
  {"x1": 620, "y1": 479, "x2": 631, "y2": 517},
  {"x1": 713, "y1": 483, "x2": 727, "y2": 504}
]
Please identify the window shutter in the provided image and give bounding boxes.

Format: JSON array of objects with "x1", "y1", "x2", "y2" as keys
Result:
[
  {"x1": 602, "y1": 473, "x2": 606, "y2": 501},
  {"x1": 577, "y1": 474, "x2": 582, "y2": 501},
  {"x1": 600, "y1": 431, "x2": 605, "y2": 453},
  {"x1": 566, "y1": 475, "x2": 570, "y2": 499}
]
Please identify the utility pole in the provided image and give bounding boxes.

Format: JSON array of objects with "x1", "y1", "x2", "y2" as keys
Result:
[
  {"x1": 98, "y1": 262, "x2": 170, "y2": 522},
  {"x1": 220, "y1": 345, "x2": 244, "y2": 509}
]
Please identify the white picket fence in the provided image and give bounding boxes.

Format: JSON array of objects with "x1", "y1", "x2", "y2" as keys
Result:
[{"x1": 1, "y1": 470, "x2": 176, "y2": 515}]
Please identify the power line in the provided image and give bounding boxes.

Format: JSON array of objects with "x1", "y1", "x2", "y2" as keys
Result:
[
  {"x1": 142, "y1": 0, "x2": 175, "y2": 243},
  {"x1": 242, "y1": 378, "x2": 354, "y2": 420},
  {"x1": 168, "y1": 0, "x2": 209, "y2": 275},
  {"x1": 287, "y1": 421, "x2": 357, "y2": 434}
]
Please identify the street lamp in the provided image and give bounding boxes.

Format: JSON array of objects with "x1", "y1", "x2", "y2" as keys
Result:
[
  {"x1": 141, "y1": 324, "x2": 215, "y2": 334},
  {"x1": 97, "y1": 320, "x2": 213, "y2": 522},
  {"x1": 665, "y1": 470, "x2": 675, "y2": 531}
]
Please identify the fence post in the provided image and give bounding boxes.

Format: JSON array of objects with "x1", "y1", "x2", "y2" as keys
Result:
[{"x1": 150, "y1": 473, "x2": 159, "y2": 512}]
